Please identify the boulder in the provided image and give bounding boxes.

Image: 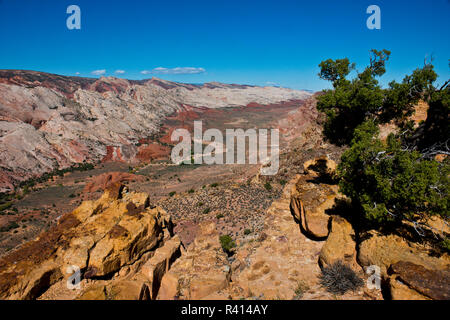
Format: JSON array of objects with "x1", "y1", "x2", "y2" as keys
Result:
[
  {"x1": 77, "y1": 277, "x2": 151, "y2": 300},
  {"x1": 290, "y1": 173, "x2": 337, "y2": 239},
  {"x1": 141, "y1": 235, "x2": 182, "y2": 299},
  {"x1": 83, "y1": 172, "x2": 145, "y2": 194},
  {"x1": 387, "y1": 261, "x2": 450, "y2": 300},
  {"x1": 319, "y1": 216, "x2": 360, "y2": 272},
  {"x1": 76, "y1": 284, "x2": 108, "y2": 300},
  {"x1": 75, "y1": 235, "x2": 181, "y2": 301},
  {"x1": 158, "y1": 222, "x2": 230, "y2": 300},
  {"x1": 358, "y1": 231, "x2": 450, "y2": 278}
]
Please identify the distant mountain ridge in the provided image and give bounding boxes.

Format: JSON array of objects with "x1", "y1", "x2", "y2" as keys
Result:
[{"x1": 0, "y1": 70, "x2": 259, "y2": 97}]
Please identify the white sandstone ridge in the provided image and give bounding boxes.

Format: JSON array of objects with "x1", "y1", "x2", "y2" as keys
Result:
[{"x1": 0, "y1": 70, "x2": 311, "y2": 192}]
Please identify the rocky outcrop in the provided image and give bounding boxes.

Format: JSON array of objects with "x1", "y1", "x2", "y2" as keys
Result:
[
  {"x1": 319, "y1": 216, "x2": 360, "y2": 272},
  {"x1": 358, "y1": 231, "x2": 450, "y2": 278},
  {"x1": 290, "y1": 157, "x2": 339, "y2": 239},
  {"x1": 387, "y1": 261, "x2": 450, "y2": 300},
  {"x1": 229, "y1": 177, "x2": 323, "y2": 300},
  {"x1": 0, "y1": 183, "x2": 175, "y2": 300},
  {"x1": 83, "y1": 172, "x2": 145, "y2": 194},
  {"x1": 223, "y1": 176, "x2": 369, "y2": 300},
  {"x1": 76, "y1": 235, "x2": 182, "y2": 300},
  {"x1": 158, "y1": 222, "x2": 231, "y2": 300},
  {"x1": 141, "y1": 235, "x2": 182, "y2": 299}
]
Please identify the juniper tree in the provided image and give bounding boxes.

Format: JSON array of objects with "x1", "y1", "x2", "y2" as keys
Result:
[{"x1": 317, "y1": 50, "x2": 449, "y2": 236}]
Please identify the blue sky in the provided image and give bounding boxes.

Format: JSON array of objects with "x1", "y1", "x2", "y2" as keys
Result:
[{"x1": 0, "y1": 0, "x2": 449, "y2": 91}]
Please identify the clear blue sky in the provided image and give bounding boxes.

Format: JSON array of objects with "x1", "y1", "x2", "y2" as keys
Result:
[{"x1": 0, "y1": 0, "x2": 449, "y2": 91}]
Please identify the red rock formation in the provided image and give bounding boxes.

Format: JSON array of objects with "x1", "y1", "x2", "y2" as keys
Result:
[
  {"x1": 136, "y1": 144, "x2": 171, "y2": 162},
  {"x1": 0, "y1": 69, "x2": 311, "y2": 192},
  {"x1": 83, "y1": 172, "x2": 145, "y2": 194}
]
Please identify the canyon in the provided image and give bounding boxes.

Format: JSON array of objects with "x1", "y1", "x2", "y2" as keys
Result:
[
  {"x1": 0, "y1": 70, "x2": 448, "y2": 300},
  {"x1": 0, "y1": 70, "x2": 310, "y2": 193}
]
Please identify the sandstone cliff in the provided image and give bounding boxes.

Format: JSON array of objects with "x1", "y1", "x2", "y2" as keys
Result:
[{"x1": 0, "y1": 183, "x2": 178, "y2": 300}]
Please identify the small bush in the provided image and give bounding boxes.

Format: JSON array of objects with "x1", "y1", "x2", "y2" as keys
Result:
[
  {"x1": 203, "y1": 207, "x2": 211, "y2": 214},
  {"x1": 216, "y1": 213, "x2": 224, "y2": 219},
  {"x1": 264, "y1": 182, "x2": 272, "y2": 191},
  {"x1": 294, "y1": 281, "x2": 310, "y2": 299},
  {"x1": 211, "y1": 183, "x2": 219, "y2": 188},
  {"x1": 68, "y1": 193, "x2": 76, "y2": 198},
  {"x1": 219, "y1": 235, "x2": 236, "y2": 254},
  {"x1": 0, "y1": 202, "x2": 12, "y2": 212},
  {"x1": 188, "y1": 189, "x2": 195, "y2": 194},
  {"x1": 169, "y1": 191, "x2": 176, "y2": 197},
  {"x1": 319, "y1": 261, "x2": 364, "y2": 295},
  {"x1": 441, "y1": 237, "x2": 450, "y2": 253},
  {"x1": 197, "y1": 202, "x2": 204, "y2": 207},
  {"x1": 244, "y1": 229, "x2": 252, "y2": 235},
  {"x1": 0, "y1": 221, "x2": 19, "y2": 232}
]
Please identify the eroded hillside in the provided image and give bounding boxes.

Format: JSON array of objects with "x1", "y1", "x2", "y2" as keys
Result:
[{"x1": 0, "y1": 70, "x2": 310, "y2": 192}]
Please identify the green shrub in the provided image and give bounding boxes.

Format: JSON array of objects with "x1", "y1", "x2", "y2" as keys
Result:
[
  {"x1": 169, "y1": 191, "x2": 176, "y2": 197},
  {"x1": 203, "y1": 207, "x2": 211, "y2": 214},
  {"x1": 0, "y1": 221, "x2": 19, "y2": 232},
  {"x1": 318, "y1": 50, "x2": 449, "y2": 233},
  {"x1": 264, "y1": 182, "x2": 272, "y2": 191},
  {"x1": 0, "y1": 202, "x2": 12, "y2": 212},
  {"x1": 216, "y1": 213, "x2": 224, "y2": 219},
  {"x1": 211, "y1": 183, "x2": 219, "y2": 188},
  {"x1": 338, "y1": 121, "x2": 449, "y2": 225},
  {"x1": 244, "y1": 229, "x2": 252, "y2": 235},
  {"x1": 317, "y1": 49, "x2": 437, "y2": 145},
  {"x1": 188, "y1": 189, "x2": 195, "y2": 194},
  {"x1": 219, "y1": 235, "x2": 236, "y2": 254},
  {"x1": 441, "y1": 237, "x2": 450, "y2": 253}
]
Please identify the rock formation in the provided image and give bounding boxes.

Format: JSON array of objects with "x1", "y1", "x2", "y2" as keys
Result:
[
  {"x1": 0, "y1": 183, "x2": 177, "y2": 300},
  {"x1": 83, "y1": 172, "x2": 145, "y2": 194},
  {"x1": 289, "y1": 157, "x2": 340, "y2": 240},
  {"x1": 158, "y1": 222, "x2": 231, "y2": 300},
  {"x1": 319, "y1": 216, "x2": 360, "y2": 272},
  {"x1": 387, "y1": 261, "x2": 450, "y2": 300},
  {"x1": 0, "y1": 70, "x2": 311, "y2": 192}
]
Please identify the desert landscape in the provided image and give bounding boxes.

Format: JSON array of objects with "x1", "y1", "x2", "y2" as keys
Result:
[
  {"x1": 0, "y1": 1, "x2": 448, "y2": 305},
  {"x1": 0, "y1": 68, "x2": 448, "y2": 301}
]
